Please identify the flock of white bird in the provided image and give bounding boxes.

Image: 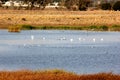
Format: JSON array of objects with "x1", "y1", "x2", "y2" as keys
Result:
[
  {"x1": 22, "y1": 35, "x2": 104, "y2": 47},
  {"x1": 30, "y1": 35, "x2": 104, "y2": 42}
]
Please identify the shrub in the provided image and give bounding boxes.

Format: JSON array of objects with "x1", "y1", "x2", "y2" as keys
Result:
[
  {"x1": 101, "y1": 3, "x2": 111, "y2": 10},
  {"x1": 99, "y1": 25, "x2": 108, "y2": 31},
  {"x1": 7, "y1": 18, "x2": 11, "y2": 20},
  {"x1": 112, "y1": 25, "x2": 120, "y2": 28},
  {"x1": 41, "y1": 26, "x2": 47, "y2": 29},
  {"x1": 21, "y1": 25, "x2": 36, "y2": 30},
  {"x1": 71, "y1": 5, "x2": 78, "y2": 11},
  {"x1": 89, "y1": 25, "x2": 98, "y2": 30},
  {"x1": 111, "y1": 25, "x2": 120, "y2": 31},
  {"x1": 113, "y1": 1, "x2": 120, "y2": 11},
  {"x1": 21, "y1": 18, "x2": 26, "y2": 21},
  {"x1": 79, "y1": 5, "x2": 87, "y2": 11},
  {"x1": 8, "y1": 25, "x2": 21, "y2": 32}
]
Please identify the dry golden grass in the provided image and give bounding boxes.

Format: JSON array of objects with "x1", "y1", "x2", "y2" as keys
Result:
[
  {"x1": 0, "y1": 10, "x2": 120, "y2": 29},
  {"x1": 0, "y1": 70, "x2": 120, "y2": 80}
]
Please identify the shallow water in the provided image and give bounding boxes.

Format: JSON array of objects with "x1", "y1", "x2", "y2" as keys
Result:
[{"x1": 0, "y1": 30, "x2": 120, "y2": 74}]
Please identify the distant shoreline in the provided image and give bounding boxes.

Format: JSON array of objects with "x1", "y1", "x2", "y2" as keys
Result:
[{"x1": 0, "y1": 10, "x2": 120, "y2": 31}]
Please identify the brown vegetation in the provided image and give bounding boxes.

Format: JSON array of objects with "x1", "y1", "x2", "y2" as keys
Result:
[
  {"x1": 0, "y1": 10, "x2": 120, "y2": 29},
  {"x1": 0, "y1": 70, "x2": 120, "y2": 80}
]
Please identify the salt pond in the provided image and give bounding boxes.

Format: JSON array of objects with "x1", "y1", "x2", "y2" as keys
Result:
[{"x1": 0, "y1": 30, "x2": 120, "y2": 74}]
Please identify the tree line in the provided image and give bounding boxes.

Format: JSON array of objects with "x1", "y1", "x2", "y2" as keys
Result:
[
  {"x1": 0, "y1": 0, "x2": 92, "y2": 10},
  {"x1": 0, "y1": 0, "x2": 120, "y2": 11},
  {"x1": 1, "y1": 0, "x2": 53, "y2": 9}
]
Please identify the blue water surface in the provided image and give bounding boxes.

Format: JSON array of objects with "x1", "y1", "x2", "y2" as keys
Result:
[{"x1": 0, "y1": 30, "x2": 120, "y2": 74}]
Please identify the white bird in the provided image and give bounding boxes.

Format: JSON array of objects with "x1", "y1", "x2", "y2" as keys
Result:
[
  {"x1": 59, "y1": 37, "x2": 66, "y2": 40},
  {"x1": 62, "y1": 37, "x2": 66, "y2": 40},
  {"x1": 43, "y1": 37, "x2": 45, "y2": 40},
  {"x1": 70, "y1": 38, "x2": 73, "y2": 42},
  {"x1": 101, "y1": 38, "x2": 104, "y2": 41},
  {"x1": 78, "y1": 38, "x2": 81, "y2": 41},
  {"x1": 31, "y1": 35, "x2": 34, "y2": 40},
  {"x1": 93, "y1": 38, "x2": 96, "y2": 42}
]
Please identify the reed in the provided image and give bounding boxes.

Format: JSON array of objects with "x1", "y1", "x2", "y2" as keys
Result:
[
  {"x1": 8, "y1": 25, "x2": 21, "y2": 32},
  {"x1": 0, "y1": 70, "x2": 119, "y2": 80},
  {"x1": 19, "y1": 24, "x2": 120, "y2": 31}
]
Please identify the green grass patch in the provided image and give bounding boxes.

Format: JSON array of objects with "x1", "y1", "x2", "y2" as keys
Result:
[
  {"x1": 19, "y1": 24, "x2": 120, "y2": 31},
  {"x1": 21, "y1": 25, "x2": 83, "y2": 30},
  {"x1": 21, "y1": 25, "x2": 36, "y2": 30},
  {"x1": 99, "y1": 25, "x2": 109, "y2": 31},
  {"x1": 111, "y1": 25, "x2": 120, "y2": 31}
]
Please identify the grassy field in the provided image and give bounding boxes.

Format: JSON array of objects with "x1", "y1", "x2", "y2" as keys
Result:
[
  {"x1": 0, "y1": 70, "x2": 120, "y2": 80},
  {"x1": 0, "y1": 10, "x2": 120, "y2": 31}
]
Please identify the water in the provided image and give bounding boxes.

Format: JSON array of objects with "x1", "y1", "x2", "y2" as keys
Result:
[{"x1": 0, "y1": 30, "x2": 120, "y2": 74}]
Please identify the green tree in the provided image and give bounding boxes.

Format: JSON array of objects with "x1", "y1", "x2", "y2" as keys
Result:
[
  {"x1": 64, "y1": 0, "x2": 91, "y2": 11},
  {"x1": 37, "y1": 0, "x2": 53, "y2": 9},
  {"x1": 21, "y1": 0, "x2": 52, "y2": 10},
  {"x1": 101, "y1": 3, "x2": 111, "y2": 10},
  {"x1": 113, "y1": 1, "x2": 120, "y2": 11}
]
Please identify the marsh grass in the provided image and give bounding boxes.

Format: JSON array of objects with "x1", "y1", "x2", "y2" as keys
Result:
[
  {"x1": 20, "y1": 25, "x2": 83, "y2": 30},
  {"x1": 7, "y1": 24, "x2": 120, "y2": 31},
  {"x1": 21, "y1": 25, "x2": 36, "y2": 30},
  {"x1": 37, "y1": 26, "x2": 82, "y2": 30},
  {"x1": 19, "y1": 24, "x2": 120, "y2": 31},
  {"x1": 88, "y1": 25, "x2": 109, "y2": 31},
  {"x1": 8, "y1": 25, "x2": 21, "y2": 32},
  {"x1": 111, "y1": 25, "x2": 120, "y2": 31},
  {"x1": 0, "y1": 70, "x2": 120, "y2": 80}
]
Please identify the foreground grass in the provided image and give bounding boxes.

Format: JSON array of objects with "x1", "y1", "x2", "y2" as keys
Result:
[{"x1": 0, "y1": 70, "x2": 120, "y2": 80}]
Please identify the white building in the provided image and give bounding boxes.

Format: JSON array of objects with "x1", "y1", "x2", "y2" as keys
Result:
[
  {"x1": 46, "y1": 2, "x2": 59, "y2": 8},
  {"x1": 2, "y1": 0, "x2": 27, "y2": 7}
]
